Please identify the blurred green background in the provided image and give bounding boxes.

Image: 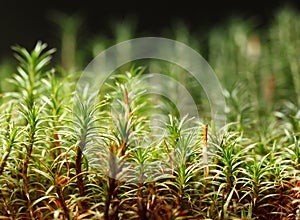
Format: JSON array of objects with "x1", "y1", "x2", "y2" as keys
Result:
[{"x1": 1, "y1": 0, "x2": 300, "y2": 125}]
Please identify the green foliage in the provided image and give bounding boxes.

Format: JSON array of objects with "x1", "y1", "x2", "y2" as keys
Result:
[{"x1": 1, "y1": 6, "x2": 300, "y2": 220}]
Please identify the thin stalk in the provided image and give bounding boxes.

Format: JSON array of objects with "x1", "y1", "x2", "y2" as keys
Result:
[
  {"x1": 137, "y1": 183, "x2": 147, "y2": 220},
  {"x1": 75, "y1": 143, "x2": 86, "y2": 208},
  {"x1": 203, "y1": 124, "x2": 209, "y2": 178},
  {"x1": 22, "y1": 127, "x2": 35, "y2": 218},
  {"x1": 57, "y1": 184, "x2": 70, "y2": 219},
  {"x1": 105, "y1": 142, "x2": 119, "y2": 220},
  {"x1": 54, "y1": 155, "x2": 71, "y2": 220},
  {"x1": 105, "y1": 88, "x2": 131, "y2": 219}
]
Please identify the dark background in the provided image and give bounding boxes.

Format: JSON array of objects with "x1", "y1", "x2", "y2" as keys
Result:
[{"x1": 1, "y1": 0, "x2": 300, "y2": 59}]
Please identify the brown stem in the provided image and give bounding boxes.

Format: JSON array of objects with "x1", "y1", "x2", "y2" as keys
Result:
[
  {"x1": 54, "y1": 129, "x2": 61, "y2": 156},
  {"x1": 105, "y1": 88, "x2": 132, "y2": 219},
  {"x1": 55, "y1": 155, "x2": 70, "y2": 219},
  {"x1": 104, "y1": 176, "x2": 119, "y2": 220},
  {"x1": 203, "y1": 124, "x2": 209, "y2": 178},
  {"x1": 22, "y1": 136, "x2": 34, "y2": 218},
  {"x1": 57, "y1": 184, "x2": 70, "y2": 220},
  {"x1": 75, "y1": 145, "x2": 86, "y2": 201},
  {"x1": 137, "y1": 183, "x2": 147, "y2": 220}
]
